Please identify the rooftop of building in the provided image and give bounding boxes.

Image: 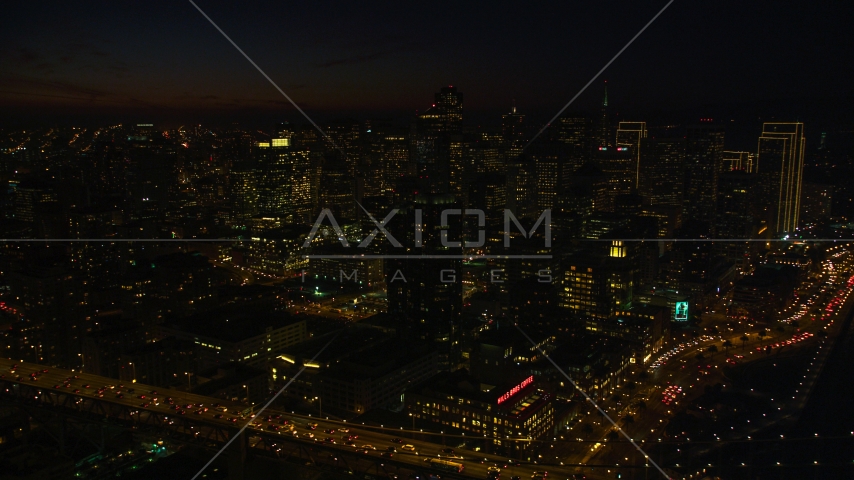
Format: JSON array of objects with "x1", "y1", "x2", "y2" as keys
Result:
[
  {"x1": 548, "y1": 333, "x2": 631, "y2": 367},
  {"x1": 323, "y1": 337, "x2": 436, "y2": 381},
  {"x1": 617, "y1": 304, "x2": 669, "y2": 319},
  {"x1": 193, "y1": 362, "x2": 267, "y2": 397},
  {"x1": 278, "y1": 328, "x2": 387, "y2": 364},
  {"x1": 162, "y1": 303, "x2": 304, "y2": 342},
  {"x1": 737, "y1": 264, "x2": 799, "y2": 287},
  {"x1": 408, "y1": 369, "x2": 550, "y2": 419}
]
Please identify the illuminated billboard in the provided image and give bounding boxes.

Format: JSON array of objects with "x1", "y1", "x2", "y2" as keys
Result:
[
  {"x1": 497, "y1": 376, "x2": 534, "y2": 405},
  {"x1": 674, "y1": 301, "x2": 689, "y2": 321}
]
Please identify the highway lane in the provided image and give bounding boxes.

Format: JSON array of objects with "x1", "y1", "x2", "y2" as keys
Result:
[
  {"x1": 6, "y1": 247, "x2": 848, "y2": 479},
  {"x1": 557, "y1": 245, "x2": 854, "y2": 470},
  {"x1": 574, "y1": 246, "x2": 854, "y2": 470},
  {"x1": 0, "y1": 357, "x2": 603, "y2": 479}
]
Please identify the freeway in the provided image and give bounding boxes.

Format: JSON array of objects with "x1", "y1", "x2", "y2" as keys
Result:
[
  {"x1": 0, "y1": 357, "x2": 602, "y2": 480},
  {"x1": 563, "y1": 244, "x2": 854, "y2": 473}
]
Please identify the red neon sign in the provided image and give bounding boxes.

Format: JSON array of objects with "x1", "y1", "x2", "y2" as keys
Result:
[{"x1": 497, "y1": 376, "x2": 534, "y2": 405}]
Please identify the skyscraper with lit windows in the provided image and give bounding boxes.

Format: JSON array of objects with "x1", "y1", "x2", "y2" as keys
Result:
[
  {"x1": 615, "y1": 121, "x2": 647, "y2": 186},
  {"x1": 501, "y1": 102, "x2": 526, "y2": 149},
  {"x1": 413, "y1": 86, "x2": 464, "y2": 194},
  {"x1": 638, "y1": 137, "x2": 685, "y2": 208},
  {"x1": 257, "y1": 132, "x2": 313, "y2": 224},
  {"x1": 683, "y1": 124, "x2": 725, "y2": 227},
  {"x1": 757, "y1": 122, "x2": 805, "y2": 233},
  {"x1": 595, "y1": 81, "x2": 612, "y2": 149}
]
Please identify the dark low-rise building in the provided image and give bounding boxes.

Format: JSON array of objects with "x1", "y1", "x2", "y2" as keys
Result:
[
  {"x1": 271, "y1": 328, "x2": 439, "y2": 415},
  {"x1": 546, "y1": 334, "x2": 633, "y2": 401},
  {"x1": 586, "y1": 304, "x2": 669, "y2": 366},
  {"x1": 158, "y1": 303, "x2": 307, "y2": 370},
  {"x1": 193, "y1": 362, "x2": 268, "y2": 408},
  {"x1": 729, "y1": 265, "x2": 798, "y2": 323}
]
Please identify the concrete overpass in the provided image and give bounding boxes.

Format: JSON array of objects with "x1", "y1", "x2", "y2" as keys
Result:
[{"x1": 0, "y1": 358, "x2": 644, "y2": 480}]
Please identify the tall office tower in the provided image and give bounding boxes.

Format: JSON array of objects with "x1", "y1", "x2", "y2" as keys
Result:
[
  {"x1": 289, "y1": 155, "x2": 313, "y2": 224},
  {"x1": 413, "y1": 86, "x2": 464, "y2": 194},
  {"x1": 324, "y1": 119, "x2": 362, "y2": 178},
  {"x1": 257, "y1": 134, "x2": 313, "y2": 223},
  {"x1": 13, "y1": 178, "x2": 58, "y2": 223},
  {"x1": 800, "y1": 183, "x2": 833, "y2": 226},
  {"x1": 379, "y1": 132, "x2": 411, "y2": 200},
  {"x1": 715, "y1": 170, "x2": 759, "y2": 272},
  {"x1": 468, "y1": 173, "x2": 507, "y2": 226},
  {"x1": 318, "y1": 157, "x2": 355, "y2": 219},
  {"x1": 594, "y1": 146, "x2": 636, "y2": 212},
  {"x1": 528, "y1": 143, "x2": 573, "y2": 213},
  {"x1": 757, "y1": 122, "x2": 806, "y2": 233},
  {"x1": 715, "y1": 170, "x2": 759, "y2": 239},
  {"x1": 256, "y1": 139, "x2": 287, "y2": 217},
  {"x1": 448, "y1": 134, "x2": 468, "y2": 201},
  {"x1": 594, "y1": 81, "x2": 612, "y2": 148},
  {"x1": 506, "y1": 162, "x2": 536, "y2": 219},
  {"x1": 385, "y1": 194, "x2": 463, "y2": 369},
  {"x1": 416, "y1": 85, "x2": 463, "y2": 135},
  {"x1": 683, "y1": 125, "x2": 725, "y2": 227},
  {"x1": 475, "y1": 132, "x2": 505, "y2": 175},
  {"x1": 615, "y1": 121, "x2": 647, "y2": 186},
  {"x1": 556, "y1": 115, "x2": 592, "y2": 172},
  {"x1": 229, "y1": 160, "x2": 259, "y2": 225},
  {"x1": 433, "y1": 86, "x2": 464, "y2": 133},
  {"x1": 722, "y1": 151, "x2": 755, "y2": 172},
  {"x1": 558, "y1": 242, "x2": 635, "y2": 319},
  {"x1": 292, "y1": 124, "x2": 321, "y2": 151},
  {"x1": 638, "y1": 137, "x2": 685, "y2": 208},
  {"x1": 501, "y1": 102, "x2": 526, "y2": 149}
]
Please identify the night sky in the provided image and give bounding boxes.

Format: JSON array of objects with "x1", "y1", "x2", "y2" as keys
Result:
[{"x1": 2, "y1": 1, "x2": 853, "y2": 127}]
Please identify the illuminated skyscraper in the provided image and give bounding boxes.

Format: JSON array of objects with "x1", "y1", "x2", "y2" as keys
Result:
[
  {"x1": 757, "y1": 122, "x2": 805, "y2": 233},
  {"x1": 319, "y1": 157, "x2": 355, "y2": 219},
  {"x1": 324, "y1": 119, "x2": 362, "y2": 178},
  {"x1": 715, "y1": 170, "x2": 759, "y2": 239},
  {"x1": 257, "y1": 132, "x2": 313, "y2": 224},
  {"x1": 413, "y1": 86, "x2": 464, "y2": 194},
  {"x1": 559, "y1": 242, "x2": 635, "y2": 319},
  {"x1": 615, "y1": 121, "x2": 647, "y2": 186},
  {"x1": 595, "y1": 81, "x2": 612, "y2": 148},
  {"x1": 230, "y1": 160, "x2": 259, "y2": 225},
  {"x1": 556, "y1": 115, "x2": 592, "y2": 172},
  {"x1": 380, "y1": 133, "x2": 411, "y2": 200},
  {"x1": 683, "y1": 124, "x2": 725, "y2": 227},
  {"x1": 417, "y1": 86, "x2": 463, "y2": 135},
  {"x1": 528, "y1": 143, "x2": 570, "y2": 212},
  {"x1": 594, "y1": 147, "x2": 636, "y2": 212},
  {"x1": 501, "y1": 102, "x2": 526, "y2": 149},
  {"x1": 385, "y1": 194, "x2": 463, "y2": 369},
  {"x1": 722, "y1": 151, "x2": 755, "y2": 172},
  {"x1": 638, "y1": 137, "x2": 685, "y2": 208}
]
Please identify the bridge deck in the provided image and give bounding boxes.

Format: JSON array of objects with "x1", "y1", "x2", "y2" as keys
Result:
[{"x1": 0, "y1": 357, "x2": 621, "y2": 480}]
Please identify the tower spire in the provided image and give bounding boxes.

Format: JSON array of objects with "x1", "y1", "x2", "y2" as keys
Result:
[
  {"x1": 603, "y1": 80, "x2": 608, "y2": 107},
  {"x1": 598, "y1": 80, "x2": 611, "y2": 147}
]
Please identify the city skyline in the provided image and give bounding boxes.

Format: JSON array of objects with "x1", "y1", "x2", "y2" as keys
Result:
[{"x1": 2, "y1": 2, "x2": 854, "y2": 479}]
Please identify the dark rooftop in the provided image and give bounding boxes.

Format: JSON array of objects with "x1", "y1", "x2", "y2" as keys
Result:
[{"x1": 163, "y1": 303, "x2": 303, "y2": 342}]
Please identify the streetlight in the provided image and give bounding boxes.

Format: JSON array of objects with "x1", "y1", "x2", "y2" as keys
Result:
[
  {"x1": 314, "y1": 396, "x2": 322, "y2": 417},
  {"x1": 244, "y1": 384, "x2": 251, "y2": 404},
  {"x1": 129, "y1": 362, "x2": 137, "y2": 383},
  {"x1": 186, "y1": 372, "x2": 193, "y2": 390},
  {"x1": 78, "y1": 353, "x2": 84, "y2": 373}
]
